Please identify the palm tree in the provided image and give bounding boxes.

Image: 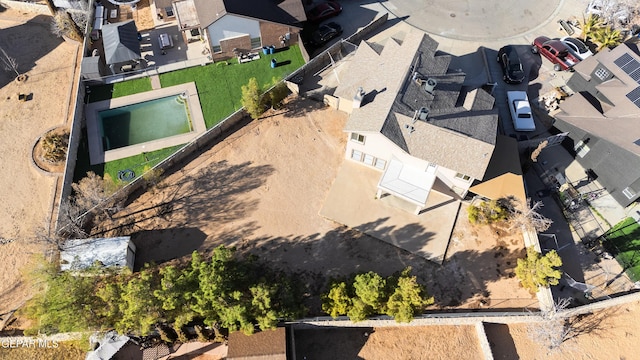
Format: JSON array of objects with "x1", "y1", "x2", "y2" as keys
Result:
[
  {"x1": 579, "y1": 13, "x2": 603, "y2": 42},
  {"x1": 592, "y1": 26, "x2": 623, "y2": 51}
]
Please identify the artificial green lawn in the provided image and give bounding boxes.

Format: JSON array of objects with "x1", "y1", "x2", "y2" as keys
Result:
[
  {"x1": 87, "y1": 77, "x2": 153, "y2": 103},
  {"x1": 76, "y1": 45, "x2": 304, "y2": 182},
  {"x1": 605, "y1": 217, "x2": 640, "y2": 281},
  {"x1": 160, "y1": 44, "x2": 305, "y2": 128}
]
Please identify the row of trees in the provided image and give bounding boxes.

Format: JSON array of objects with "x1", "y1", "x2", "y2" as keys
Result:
[
  {"x1": 322, "y1": 268, "x2": 435, "y2": 323},
  {"x1": 24, "y1": 246, "x2": 305, "y2": 337}
]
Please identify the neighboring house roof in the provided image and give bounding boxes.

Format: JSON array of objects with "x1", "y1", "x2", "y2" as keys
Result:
[
  {"x1": 102, "y1": 21, "x2": 141, "y2": 65},
  {"x1": 86, "y1": 331, "x2": 130, "y2": 360},
  {"x1": 469, "y1": 135, "x2": 526, "y2": 204},
  {"x1": 194, "y1": 0, "x2": 306, "y2": 29},
  {"x1": 559, "y1": 42, "x2": 640, "y2": 157},
  {"x1": 337, "y1": 31, "x2": 498, "y2": 180},
  {"x1": 227, "y1": 328, "x2": 286, "y2": 360},
  {"x1": 60, "y1": 236, "x2": 134, "y2": 272}
]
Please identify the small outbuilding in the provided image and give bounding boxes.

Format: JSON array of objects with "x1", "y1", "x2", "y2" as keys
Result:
[{"x1": 60, "y1": 236, "x2": 136, "y2": 273}]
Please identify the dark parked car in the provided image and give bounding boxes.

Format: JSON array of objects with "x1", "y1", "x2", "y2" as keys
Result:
[
  {"x1": 307, "y1": 1, "x2": 342, "y2": 23},
  {"x1": 311, "y1": 22, "x2": 342, "y2": 46},
  {"x1": 532, "y1": 36, "x2": 581, "y2": 71},
  {"x1": 497, "y1": 45, "x2": 526, "y2": 84}
]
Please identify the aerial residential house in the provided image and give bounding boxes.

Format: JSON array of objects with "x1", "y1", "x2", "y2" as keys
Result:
[
  {"x1": 555, "y1": 42, "x2": 640, "y2": 207},
  {"x1": 185, "y1": 0, "x2": 306, "y2": 60},
  {"x1": 332, "y1": 31, "x2": 499, "y2": 214}
]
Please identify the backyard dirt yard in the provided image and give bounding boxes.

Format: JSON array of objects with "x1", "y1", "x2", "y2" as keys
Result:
[
  {"x1": 92, "y1": 96, "x2": 535, "y2": 313},
  {"x1": 0, "y1": 8, "x2": 79, "y2": 324}
]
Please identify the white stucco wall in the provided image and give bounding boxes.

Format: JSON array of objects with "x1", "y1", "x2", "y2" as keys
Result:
[
  {"x1": 206, "y1": 14, "x2": 260, "y2": 46},
  {"x1": 345, "y1": 132, "x2": 475, "y2": 195}
]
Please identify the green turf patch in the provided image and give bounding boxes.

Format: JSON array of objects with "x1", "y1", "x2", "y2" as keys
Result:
[
  {"x1": 160, "y1": 44, "x2": 305, "y2": 128},
  {"x1": 87, "y1": 77, "x2": 153, "y2": 103},
  {"x1": 604, "y1": 217, "x2": 640, "y2": 281}
]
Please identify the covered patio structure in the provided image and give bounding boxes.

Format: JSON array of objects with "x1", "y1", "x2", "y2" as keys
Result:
[
  {"x1": 102, "y1": 20, "x2": 142, "y2": 74},
  {"x1": 376, "y1": 157, "x2": 438, "y2": 215}
]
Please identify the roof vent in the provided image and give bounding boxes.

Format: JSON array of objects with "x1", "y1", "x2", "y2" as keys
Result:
[
  {"x1": 418, "y1": 107, "x2": 429, "y2": 121},
  {"x1": 404, "y1": 124, "x2": 415, "y2": 134},
  {"x1": 353, "y1": 87, "x2": 365, "y2": 109},
  {"x1": 424, "y1": 78, "x2": 437, "y2": 94}
]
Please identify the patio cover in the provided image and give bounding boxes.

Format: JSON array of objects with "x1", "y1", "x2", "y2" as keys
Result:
[
  {"x1": 377, "y1": 157, "x2": 437, "y2": 207},
  {"x1": 102, "y1": 21, "x2": 141, "y2": 65}
]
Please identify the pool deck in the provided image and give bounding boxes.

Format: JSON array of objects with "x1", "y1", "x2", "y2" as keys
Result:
[{"x1": 85, "y1": 82, "x2": 206, "y2": 165}]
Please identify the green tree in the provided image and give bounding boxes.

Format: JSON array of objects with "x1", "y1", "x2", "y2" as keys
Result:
[
  {"x1": 515, "y1": 246, "x2": 563, "y2": 294},
  {"x1": 579, "y1": 13, "x2": 603, "y2": 41},
  {"x1": 266, "y1": 77, "x2": 290, "y2": 109},
  {"x1": 23, "y1": 259, "x2": 103, "y2": 334},
  {"x1": 250, "y1": 283, "x2": 279, "y2": 331},
  {"x1": 115, "y1": 268, "x2": 162, "y2": 335},
  {"x1": 241, "y1": 77, "x2": 265, "y2": 119},
  {"x1": 154, "y1": 251, "x2": 202, "y2": 326},
  {"x1": 385, "y1": 269, "x2": 434, "y2": 323},
  {"x1": 322, "y1": 281, "x2": 351, "y2": 318},
  {"x1": 591, "y1": 26, "x2": 622, "y2": 51},
  {"x1": 348, "y1": 271, "x2": 387, "y2": 321}
]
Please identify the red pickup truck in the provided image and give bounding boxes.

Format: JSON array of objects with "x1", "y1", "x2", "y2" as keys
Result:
[{"x1": 531, "y1": 36, "x2": 581, "y2": 71}]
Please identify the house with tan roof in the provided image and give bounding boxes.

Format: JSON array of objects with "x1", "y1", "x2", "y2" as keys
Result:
[
  {"x1": 173, "y1": 0, "x2": 306, "y2": 60},
  {"x1": 555, "y1": 42, "x2": 640, "y2": 207},
  {"x1": 331, "y1": 31, "x2": 502, "y2": 214}
]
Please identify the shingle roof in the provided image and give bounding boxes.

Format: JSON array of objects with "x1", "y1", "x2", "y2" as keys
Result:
[
  {"x1": 337, "y1": 30, "x2": 498, "y2": 179},
  {"x1": 194, "y1": 0, "x2": 306, "y2": 29},
  {"x1": 558, "y1": 43, "x2": 640, "y2": 157}
]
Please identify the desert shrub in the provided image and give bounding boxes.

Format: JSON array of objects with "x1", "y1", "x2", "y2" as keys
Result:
[
  {"x1": 42, "y1": 131, "x2": 69, "y2": 163},
  {"x1": 467, "y1": 200, "x2": 510, "y2": 225}
]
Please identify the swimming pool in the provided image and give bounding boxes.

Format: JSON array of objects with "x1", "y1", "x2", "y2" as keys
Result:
[
  {"x1": 99, "y1": 94, "x2": 192, "y2": 150},
  {"x1": 85, "y1": 82, "x2": 206, "y2": 165}
]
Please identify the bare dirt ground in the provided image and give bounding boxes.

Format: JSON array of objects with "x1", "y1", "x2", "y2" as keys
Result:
[
  {"x1": 487, "y1": 300, "x2": 640, "y2": 359},
  {"x1": 295, "y1": 325, "x2": 483, "y2": 360},
  {"x1": 91, "y1": 97, "x2": 535, "y2": 313},
  {"x1": 0, "y1": 8, "x2": 78, "y2": 322}
]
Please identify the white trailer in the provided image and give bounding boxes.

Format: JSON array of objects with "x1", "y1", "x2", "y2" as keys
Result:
[{"x1": 507, "y1": 91, "x2": 536, "y2": 132}]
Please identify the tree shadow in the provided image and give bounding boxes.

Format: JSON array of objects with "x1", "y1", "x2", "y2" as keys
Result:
[
  {"x1": 484, "y1": 323, "x2": 519, "y2": 360},
  {"x1": 130, "y1": 227, "x2": 207, "y2": 270},
  {"x1": 294, "y1": 326, "x2": 373, "y2": 360},
  {"x1": 0, "y1": 15, "x2": 63, "y2": 89},
  {"x1": 92, "y1": 160, "x2": 274, "y2": 239}
]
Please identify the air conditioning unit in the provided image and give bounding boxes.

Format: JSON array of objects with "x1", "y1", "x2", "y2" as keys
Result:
[{"x1": 424, "y1": 78, "x2": 437, "y2": 94}]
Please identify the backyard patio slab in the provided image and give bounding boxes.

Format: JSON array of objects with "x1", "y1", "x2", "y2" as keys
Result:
[{"x1": 320, "y1": 161, "x2": 460, "y2": 263}]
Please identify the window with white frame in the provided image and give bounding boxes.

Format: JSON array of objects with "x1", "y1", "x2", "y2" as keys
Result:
[
  {"x1": 574, "y1": 140, "x2": 590, "y2": 158},
  {"x1": 250, "y1": 37, "x2": 261, "y2": 49},
  {"x1": 455, "y1": 173, "x2": 471, "y2": 182},
  {"x1": 351, "y1": 149, "x2": 363, "y2": 161},
  {"x1": 212, "y1": 45, "x2": 222, "y2": 53},
  {"x1": 374, "y1": 158, "x2": 386, "y2": 170},
  {"x1": 622, "y1": 187, "x2": 636, "y2": 200},
  {"x1": 350, "y1": 133, "x2": 365, "y2": 144},
  {"x1": 363, "y1": 154, "x2": 374, "y2": 166}
]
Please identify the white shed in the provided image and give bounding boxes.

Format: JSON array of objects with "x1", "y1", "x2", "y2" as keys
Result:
[{"x1": 60, "y1": 236, "x2": 136, "y2": 273}]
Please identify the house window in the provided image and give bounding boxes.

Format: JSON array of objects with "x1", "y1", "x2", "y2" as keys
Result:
[
  {"x1": 363, "y1": 154, "x2": 374, "y2": 166},
  {"x1": 574, "y1": 140, "x2": 590, "y2": 158},
  {"x1": 374, "y1": 158, "x2": 386, "y2": 170},
  {"x1": 455, "y1": 173, "x2": 471, "y2": 182},
  {"x1": 594, "y1": 67, "x2": 610, "y2": 81},
  {"x1": 622, "y1": 187, "x2": 636, "y2": 200},
  {"x1": 250, "y1": 37, "x2": 261, "y2": 49},
  {"x1": 351, "y1": 149, "x2": 363, "y2": 161},
  {"x1": 350, "y1": 133, "x2": 365, "y2": 144},
  {"x1": 212, "y1": 45, "x2": 222, "y2": 53}
]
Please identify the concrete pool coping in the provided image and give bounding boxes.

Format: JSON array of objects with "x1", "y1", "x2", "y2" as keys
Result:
[{"x1": 85, "y1": 82, "x2": 206, "y2": 165}]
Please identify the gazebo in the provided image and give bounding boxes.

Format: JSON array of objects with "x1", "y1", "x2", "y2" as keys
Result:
[{"x1": 102, "y1": 20, "x2": 141, "y2": 74}]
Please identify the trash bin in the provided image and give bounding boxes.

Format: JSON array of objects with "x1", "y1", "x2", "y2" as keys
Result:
[
  {"x1": 270, "y1": 59, "x2": 277, "y2": 68},
  {"x1": 262, "y1": 46, "x2": 269, "y2": 55},
  {"x1": 269, "y1": 45, "x2": 275, "y2": 54}
]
